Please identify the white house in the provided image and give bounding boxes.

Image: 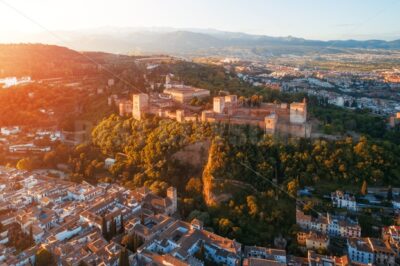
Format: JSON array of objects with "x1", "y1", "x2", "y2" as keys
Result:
[
  {"x1": 54, "y1": 224, "x2": 82, "y2": 241},
  {"x1": 392, "y1": 197, "x2": 400, "y2": 209},
  {"x1": 348, "y1": 238, "x2": 374, "y2": 265},
  {"x1": 105, "y1": 158, "x2": 116, "y2": 169},
  {"x1": 1, "y1": 126, "x2": 20, "y2": 136},
  {"x1": 331, "y1": 190, "x2": 357, "y2": 211},
  {"x1": 348, "y1": 237, "x2": 396, "y2": 266}
]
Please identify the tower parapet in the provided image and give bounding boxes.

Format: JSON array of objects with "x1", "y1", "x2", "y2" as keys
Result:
[
  {"x1": 176, "y1": 110, "x2": 185, "y2": 123},
  {"x1": 265, "y1": 113, "x2": 278, "y2": 135},
  {"x1": 167, "y1": 187, "x2": 177, "y2": 214},
  {"x1": 290, "y1": 98, "x2": 307, "y2": 124},
  {"x1": 132, "y1": 93, "x2": 149, "y2": 121},
  {"x1": 213, "y1": 97, "x2": 226, "y2": 114}
]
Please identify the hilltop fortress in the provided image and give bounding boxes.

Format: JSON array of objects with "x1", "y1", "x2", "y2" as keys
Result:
[
  {"x1": 129, "y1": 90, "x2": 311, "y2": 137},
  {"x1": 202, "y1": 95, "x2": 311, "y2": 138},
  {"x1": 125, "y1": 75, "x2": 311, "y2": 137}
]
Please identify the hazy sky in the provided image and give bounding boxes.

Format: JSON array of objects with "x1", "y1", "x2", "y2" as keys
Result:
[{"x1": 1, "y1": 0, "x2": 400, "y2": 41}]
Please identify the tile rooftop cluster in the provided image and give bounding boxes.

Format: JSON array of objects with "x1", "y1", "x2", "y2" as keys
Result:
[
  {"x1": 296, "y1": 206, "x2": 400, "y2": 265},
  {"x1": 0, "y1": 167, "x2": 177, "y2": 265},
  {"x1": 1, "y1": 166, "x2": 400, "y2": 265}
]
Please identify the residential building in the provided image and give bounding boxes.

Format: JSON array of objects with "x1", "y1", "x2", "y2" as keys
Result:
[
  {"x1": 331, "y1": 190, "x2": 357, "y2": 211},
  {"x1": 307, "y1": 250, "x2": 349, "y2": 266},
  {"x1": 119, "y1": 100, "x2": 133, "y2": 117},
  {"x1": 244, "y1": 246, "x2": 287, "y2": 264},
  {"x1": 347, "y1": 237, "x2": 396, "y2": 266},
  {"x1": 392, "y1": 196, "x2": 400, "y2": 209},
  {"x1": 0, "y1": 168, "x2": 181, "y2": 265},
  {"x1": 140, "y1": 218, "x2": 242, "y2": 266},
  {"x1": 0, "y1": 126, "x2": 20, "y2": 136},
  {"x1": 296, "y1": 209, "x2": 361, "y2": 238},
  {"x1": 382, "y1": 225, "x2": 400, "y2": 244},
  {"x1": 297, "y1": 231, "x2": 330, "y2": 251}
]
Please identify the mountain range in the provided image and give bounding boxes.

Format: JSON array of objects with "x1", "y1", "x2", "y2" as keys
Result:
[{"x1": 3, "y1": 27, "x2": 400, "y2": 57}]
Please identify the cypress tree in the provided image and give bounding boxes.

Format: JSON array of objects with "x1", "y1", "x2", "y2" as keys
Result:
[
  {"x1": 29, "y1": 225, "x2": 34, "y2": 245},
  {"x1": 78, "y1": 260, "x2": 89, "y2": 266},
  {"x1": 110, "y1": 219, "x2": 117, "y2": 239},
  {"x1": 361, "y1": 180, "x2": 368, "y2": 196},
  {"x1": 118, "y1": 247, "x2": 129, "y2": 266},
  {"x1": 140, "y1": 212, "x2": 145, "y2": 224},
  {"x1": 119, "y1": 214, "x2": 124, "y2": 234},
  {"x1": 101, "y1": 216, "x2": 109, "y2": 241},
  {"x1": 132, "y1": 233, "x2": 143, "y2": 252},
  {"x1": 388, "y1": 186, "x2": 393, "y2": 201},
  {"x1": 35, "y1": 248, "x2": 55, "y2": 266}
]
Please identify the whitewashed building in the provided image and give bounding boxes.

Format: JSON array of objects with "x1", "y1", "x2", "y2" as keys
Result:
[{"x1": 331, "y1": 190, "x2": 357, "y2": 211}]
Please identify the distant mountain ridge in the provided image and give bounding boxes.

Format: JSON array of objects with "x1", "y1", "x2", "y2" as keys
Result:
[{"x1": 2, "y1": 28, "x2": 400, "y2": 57}]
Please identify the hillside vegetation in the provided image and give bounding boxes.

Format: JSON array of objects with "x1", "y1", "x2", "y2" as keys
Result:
[
  {"x1": 0, "y1": 44, "x2": 97, "y2": 78},
  {"x1": 58, "y1": 115, "x2": 400, "y2": 246}
]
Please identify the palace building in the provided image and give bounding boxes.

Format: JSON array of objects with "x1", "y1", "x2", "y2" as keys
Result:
[{"x1": 202, "y1": 95, "x2": 312, "y2": 138}]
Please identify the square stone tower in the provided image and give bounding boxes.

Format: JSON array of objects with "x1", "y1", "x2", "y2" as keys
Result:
[
  {"x1": 265, "y1": 113, "x2": 278, "y2": 135},
  {"x1": 176, "y1": 110, "x2": 185, "y2": 123},
  {"x1": 167, "y1": 186, "x2": 177, "y2": 214},
  {"x1": 290, "y1": 98, "x2": 307, "y2": 124},
  {"x1": 213, "y1": 97, "x2": 225, "y2": 114},
  {"x1": 132, "y1": 93, "x2": 149, "y2": 121}
]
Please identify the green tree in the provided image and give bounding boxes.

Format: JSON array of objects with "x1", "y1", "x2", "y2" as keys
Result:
[
  {"x1": 361, "y1": 180, "x2": 368, "y2": 196},
  {"x1": 122, "y1": 233, "x2": 144, "y2": 253},
  {"x1": 101, "y1": 216, "x2": 108, "y2": 241},
  {"x1": 133, "y1": 233, "x2": 143, "y2": 252},
  {"x1": 35, "y1": 248, "x2": 54, "y2": 266},
  {"x1": 287, "y1": 179, "x2": 299, "y2": 197},
  {"x1": 78, "y1": 261, "x2": 89, "y2": 266},
  {"x1": 188, "y1": 210, "x2": 210, "y2": 225},
  {"x1": 110, "y1": 219, "x2": 117, "y2": 239},
  {"x1": 118, "y1": 247, "x2": 129, "y2": 266},
  {"x1": 28, "y1": 225, "x2": 34, "y2": 245},
  {"x1": 119, "y1": 214, "x2": 125, "y2": 234},
  {"x1": 16, "y1": 158, "x2": 35, "y2": 171},
  {"x1": 185, "y1": 177, "x2": 202, "y2": 194},
  {"x1": 246, "y1": 196, "x2": 259, "y2": 218},
  {"x1": 387, "y1": 186, "x2": 393, "y2": 201},
  {"x1": 194, "y1": 241, "x2": 206, "y2": 261},
  {"x1": 218, "y1": 218, "x2": 233, "y2": 235},
  {"x1": 43, "y1": 151, "x2": 57, "y2": 167}
]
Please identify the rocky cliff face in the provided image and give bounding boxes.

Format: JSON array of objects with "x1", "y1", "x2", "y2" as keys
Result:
[
  {"x1": 172, "y1": 138, "x2": 245, "y2": 206},
  {"x1": 171, "y1": 140, "x2": 210, "y2": 169},
  {"x1": 171, "y1": 140, "x2": 217, "y2": 205},
  {"x1": 202, "y1": 153, "x2": 217, "y2": 206},
  {"x1": 201, "y1": 138, "x2": 234, "y2": 206}
]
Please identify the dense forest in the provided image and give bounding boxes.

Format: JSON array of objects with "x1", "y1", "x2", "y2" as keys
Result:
[
  {"x1": 0, "y1": 45, "x2": 148, "y2": 127},
  {"x1": 0, "y1": 83, "x2": 82, "y2": 127},
  {"x1": 0, "y1": 83, "x2": 116, "y2": 127}
]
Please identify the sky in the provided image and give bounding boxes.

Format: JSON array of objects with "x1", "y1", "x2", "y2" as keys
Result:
[{"x1": 0, "y1": 0, "x2": 400, "y2": 41}]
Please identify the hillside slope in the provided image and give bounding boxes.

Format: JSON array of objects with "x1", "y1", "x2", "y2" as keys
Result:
[{"x1": 0, "y1": 44, "x2": 91, "y2": 78}]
